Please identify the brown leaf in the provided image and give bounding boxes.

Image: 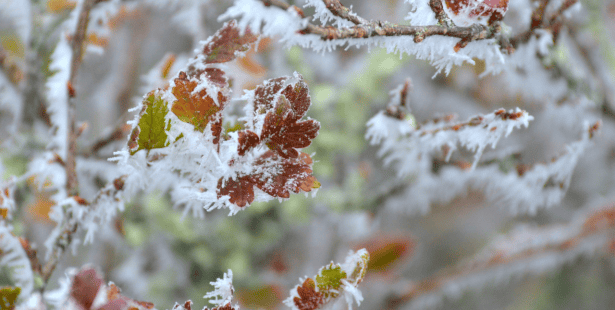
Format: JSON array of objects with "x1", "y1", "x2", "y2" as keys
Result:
[
  {"x1": 202, "y1": 20, "x2": 258, "y2": 64},
  {"x1": 237, "y1": 130, "x2": 260, "y2": 156},
  {"x1": 254, "y1": 151, "x2": 319, "y2": 198},
  {"x1": 280, "y1": 78, "x2": 311, "y2": 122},
  {"x1": 261, "y1": 96, "x2": 319, "y2": 158},
  {"x1": 293, "y1": 278, "x2": 325, "y2": 310},
  {"x1": 216, "y1": 152, "x2": 319, "y2": 207},
  {"x1": 217, "y1": 176, "x2": 256, "y2": 208},
  {"x1": 171, "y1": 71, "x2": 226, "y2": 133},
  {"x1": 70, "y1": 268, "x2": 103, "y2": 310},
  {"x1": 253, "y1": 77, "x2": 287, "y2": 114}
]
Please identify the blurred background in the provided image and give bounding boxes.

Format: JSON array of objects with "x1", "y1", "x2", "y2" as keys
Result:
[{"x1": 2, "y1": 0, "x2": 615, "y2": 309}]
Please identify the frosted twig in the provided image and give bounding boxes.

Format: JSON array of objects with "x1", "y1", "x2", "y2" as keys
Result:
[
  {"x1": 322, "y1": 0, "x2": 366, "y2": 25},
  {"x1": 41, "y1": 0, "x2": 103, "y2": 288},
  {"x1": 509, "y1": 0, "x2": 578, "y2": 47}
]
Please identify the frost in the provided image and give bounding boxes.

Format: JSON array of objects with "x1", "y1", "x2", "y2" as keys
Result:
[
  {"x1": 222, "y1": 0, "x2": 507, "y2": 75},
  {"x1": 0, "y1": 224, "x2": 34, "y2": 300},
  {"x1": 203, "y1": 270, "x2": 236, "y2": 307},
  {"x1": 366, "y1": 107, "x2": 533, "y2": 176},
  {"x1": 382, "y1": 121, "x2": 596, "y2": 215}
]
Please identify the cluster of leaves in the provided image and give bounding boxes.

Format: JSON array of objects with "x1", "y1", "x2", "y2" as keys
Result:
[
  {"x1": 285, "y1": 249, "x2": 369, "y2": 310},
  {"x1": 123, "y1": 20, "x2": 320, "y2": 211}
]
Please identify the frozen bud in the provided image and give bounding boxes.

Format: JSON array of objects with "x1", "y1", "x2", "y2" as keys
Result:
[{"x1": 444, "y1": 0, "x2": 509, "y2": 26}]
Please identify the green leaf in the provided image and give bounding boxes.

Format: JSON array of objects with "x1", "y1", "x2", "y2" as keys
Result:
[
  {"x1": 315, "y1": 264, "x2": 347, "y2": 294},
  {"x1": 0, "y1": 286, "x2": 21, "y2": 310},
  {"x1": 129, "y1": 93, "x2": 171, "y2": 155}
]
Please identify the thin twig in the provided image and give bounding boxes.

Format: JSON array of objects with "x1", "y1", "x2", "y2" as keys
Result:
[
  {"x1": 41, "y1": 0, "x2": 100, "y2": 288},
  {"x1": 89, "y1": 124, "x2": 131, "y2": 155},
  {"x1": 510, "y1": 0, "x2": 579, "y2": 47},
  {"x1": 429, "y1": 0, "x2": 454, "y2": 28},
  {"x1": 322, "y1": 0, "x2": 367, "y2": 25}
]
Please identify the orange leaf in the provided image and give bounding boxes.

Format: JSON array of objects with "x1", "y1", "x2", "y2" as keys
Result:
[
  {"x1": 253, "y1": 77, "x2": 287, "y2": 114},
  {"x1": 171, "y1": 71, "x2": 226, "y2": 133},
  {"x1": 261, "y1": 96, "x2": 319, "y2": 158}
]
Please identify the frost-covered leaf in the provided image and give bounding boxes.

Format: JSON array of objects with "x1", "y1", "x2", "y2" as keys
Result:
[
  {"x1": 216, "y1": 176, "x2": 256, "y2": 208},
  {"x1": 315, "y1": 265, "x2": 346, "y2": 295},
  {"x1": 291, "y1": 278, "x2": 325, "y2": 310},
  {"x1": 118, "y1": 22, "x2": 320, "y2": 214},
  {"x1": 128, "y1": 93, "x2": 171, "y2": 155},
  {"x1": 171, "y1": 71, "x2": 225, "y2": 132},
  {"x1": 260, "y1": 78, "x2": 319, "y2": 159},
  {"x1": 237, "y1": 130, "x2": 260, "y2": 156},
  {"x1": 285, "y1": 249, "x2": 369, "y2": 310},
  {"x1": 253, "y1": 77, "x2": 287, "y2": 114},
  {"x1": 217, "y1": 151, "x2": 320, "y2": 207},
  {"x1": 253, "y1": 151, "x2": 320, "y2": 198},
  {"x1": 201, "y1": 20, "x2": 258, "y2": 64}
]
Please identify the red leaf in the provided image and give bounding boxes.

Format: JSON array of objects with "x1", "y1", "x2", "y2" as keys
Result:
[
  {"x1": 254, "y1": 151, "x2": 319, "y2": 198},
  {"x1": 216, "y1": 152, "x2": 319, "y2": 207},
  {"x1": 217, "y1": 176, "x2": 256, "y2": 207},
  {"x1": 280, "y1": 78, "x2": 311, "y2": 122},
  {"x1": 201, "y1": 20, "x2": 258, "y2": 64},
  {"x1": 237, "y1": 130, "x2": 260, "y2": 156},
  {"x1": 256, "y1": 75, "x2": 319, "y2": 158},
  {"x1": 261, "y1": 96, "x2": 319, "y2": 159},
  {"x1": 70, "y1": 268, "x2": 103, "y2": 310},
  {"x1": 293, "y1": 278, "x2": 325, "y2": 310},
  {"x1": 253, "y1": 77, "x2": 287, "y2": 114}
]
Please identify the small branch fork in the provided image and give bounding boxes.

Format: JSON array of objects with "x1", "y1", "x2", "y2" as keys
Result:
[
  {"x1": 261, "y1": 0, "x2": 579, "y2": 53},
  {"x1": 40, "y1": 175, "x2": 126, "y2": 287}
]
